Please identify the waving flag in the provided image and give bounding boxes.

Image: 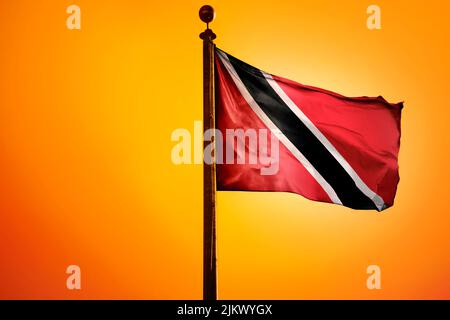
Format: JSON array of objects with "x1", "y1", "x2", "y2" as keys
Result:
[{"x1": 215, "y1": 48, "x2": 402, "y2": 211}]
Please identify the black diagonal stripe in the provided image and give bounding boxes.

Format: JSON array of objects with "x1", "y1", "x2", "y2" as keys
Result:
[{"x1": 222, "y1": 50, "x2": 377, "y2": 210}]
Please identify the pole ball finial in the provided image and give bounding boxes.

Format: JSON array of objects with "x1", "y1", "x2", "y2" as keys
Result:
[{"x1": 199, "y1": 5, "x2": 215, "y2": 24}]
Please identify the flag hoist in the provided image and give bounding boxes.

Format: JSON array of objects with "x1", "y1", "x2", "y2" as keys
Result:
[{"x1": 199, "y1": 5, "x2": 217, "y2": 301}]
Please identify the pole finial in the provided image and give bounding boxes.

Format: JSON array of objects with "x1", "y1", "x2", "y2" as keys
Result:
[
  {"x1": 199, "y1": 5, "x2": 216, "y2": 40},
  {"x1": 199, "y1": 5, "x2": 215, "y2": 25}
]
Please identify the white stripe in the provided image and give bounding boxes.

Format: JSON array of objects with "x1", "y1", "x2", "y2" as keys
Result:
[
  {"x1": 262, "y1": 72, "x2": 385, "y2": 211},
  {"x1": 217, "y1": 50, "x2": 343, "y2": 206}
]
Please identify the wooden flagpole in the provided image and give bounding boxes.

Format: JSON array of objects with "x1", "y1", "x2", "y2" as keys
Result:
[{"x1": 199, "y1": 5, "x2": 217, "y2": 300}]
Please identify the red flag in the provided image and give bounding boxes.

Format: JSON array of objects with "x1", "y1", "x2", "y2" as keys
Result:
[{"x1": 215, "y1": 48, "x2": 402, "y2": 211}]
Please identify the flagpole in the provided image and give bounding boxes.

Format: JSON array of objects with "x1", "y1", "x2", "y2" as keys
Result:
[{"x1": 199, "y1": 5, "x2": 217, "y2": 301}]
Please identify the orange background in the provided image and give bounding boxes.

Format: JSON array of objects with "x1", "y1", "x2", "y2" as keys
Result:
[{"x1": 0, "y1": 0, "x2": 449, "y2": 299}]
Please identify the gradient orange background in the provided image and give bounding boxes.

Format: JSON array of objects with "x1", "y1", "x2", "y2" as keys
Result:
[{"x1": 0, "y1": 0, "x2": 449, "y2": 299}]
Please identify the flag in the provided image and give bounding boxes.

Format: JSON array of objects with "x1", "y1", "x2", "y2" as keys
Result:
[{"x1": 214, "y1": 48, "x2": 402, "y2": 211}]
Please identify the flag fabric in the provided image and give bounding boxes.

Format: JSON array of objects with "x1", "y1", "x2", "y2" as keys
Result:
[{"x1": 214, "y1": 48, "x2": 402, "y2": 211}]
